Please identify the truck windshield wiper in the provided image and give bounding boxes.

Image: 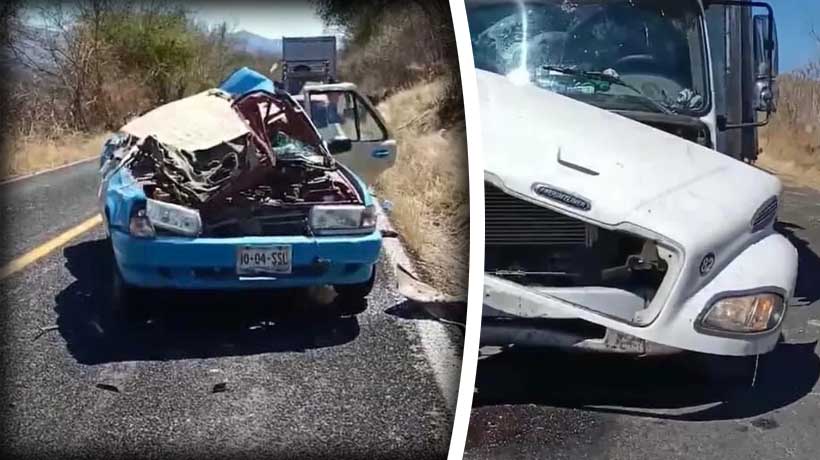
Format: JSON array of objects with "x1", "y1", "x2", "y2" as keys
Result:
[{"x1": 540, "y1": 65, "x2": 675, "y2": 115}]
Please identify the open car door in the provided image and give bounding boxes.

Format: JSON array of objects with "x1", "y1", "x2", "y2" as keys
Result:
[{"x1": 302, "y1": 83, "x2": 397, "y2": 184}]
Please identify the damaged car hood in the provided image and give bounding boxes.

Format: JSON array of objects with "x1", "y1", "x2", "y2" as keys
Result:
[{"x1": 478, "y1": 69, "x2": 782, "y2": 250}]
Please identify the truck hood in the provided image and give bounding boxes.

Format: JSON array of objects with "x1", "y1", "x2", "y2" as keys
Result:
[{"x1": 478, "y1": 69, "x2": 782, "y2": 252}]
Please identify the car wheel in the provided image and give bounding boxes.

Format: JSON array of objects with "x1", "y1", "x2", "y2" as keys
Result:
[
  {"x1": 334, "y1": 268, "x2": 376, "y2": 315},
  {"x1": 108, "y1": 254, "x2": 144, "y2": 322}
]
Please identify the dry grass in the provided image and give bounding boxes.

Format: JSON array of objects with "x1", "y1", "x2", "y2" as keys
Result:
[
  {"x1": 375, "y1": 79, "x2": 469, "y2": 296},
  {"x1": 759, "y1": 74, "x2": 820, "y2": 189},
  {"x1": 0, "y1": 132, "x2": 110, "y2": 181}
]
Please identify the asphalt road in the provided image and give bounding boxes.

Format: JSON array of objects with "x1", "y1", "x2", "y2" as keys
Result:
[
  {"x1": 0, "y1": 160, "x2": 463, "y2": 459},
  {"x1": 467, "y1": 185, "x2": 820, "y2": 460}
]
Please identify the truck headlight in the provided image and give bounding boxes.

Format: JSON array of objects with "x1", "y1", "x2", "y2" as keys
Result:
[
  {"x1": 309, "y1": 204, "x2": 376, "y2": 235},
  {"x1": 144, "y1": 199, "x2": 202, "y2": 237},
  {"x1": 700, "y1": 292, "x2": 785, "y2": 333}
]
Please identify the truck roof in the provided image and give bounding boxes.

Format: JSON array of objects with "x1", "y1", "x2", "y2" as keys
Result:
[
  {"x1": 302, "y1": 82, "x2": 357, "y2": 92},
  {"x1": 283, "y1": 35, "x2": 336, "y2": 41}
]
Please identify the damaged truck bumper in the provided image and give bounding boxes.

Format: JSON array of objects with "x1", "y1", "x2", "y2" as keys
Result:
[
  {"x1": 482, "y1": 232, "x2": 797, "y2": 356},
  {"x1": 111, "y1": 230, "x2": 381, "y2": 290}
]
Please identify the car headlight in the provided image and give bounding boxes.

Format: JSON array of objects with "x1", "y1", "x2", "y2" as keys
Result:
[
  {"x1": 129, "y1": 208, "x2": 155, "y2": 238},
  {"x1": 700, "y1": 292, "x2": 785, "y2": 334},
  {"x1": 361, "y1": 205, "x2": 377, "y2": 228},
  {"x1": 309, "y1": 204, "x2": 376, "y2": 235},
  {"x1": 142, "y1": 199, "x2": 202, "y2": 237}
]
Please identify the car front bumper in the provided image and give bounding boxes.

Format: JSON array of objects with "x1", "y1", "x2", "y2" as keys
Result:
[{"x1": 111, "y1": 229, "x2": 382, "y2": 290}]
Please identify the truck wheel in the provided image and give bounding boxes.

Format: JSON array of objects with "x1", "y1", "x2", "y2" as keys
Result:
[{"x1": 334, "y1": 269, "x2": 376, "y2": 315}]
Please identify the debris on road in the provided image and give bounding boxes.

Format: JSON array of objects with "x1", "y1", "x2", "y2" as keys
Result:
[
  {"x1": 381, "y1": 199, "x2": 394, "y2": 215},
  {"x1": 32, "y1": 325, "x2": 59, "y2": 341},
  {"x1": 95, "y1": 383, "x2": 120, "y2": 393},
  {"x1": 396, "y1": 264, "x2": 465, "y2": 326},
  {"x1": 212, "y1": 382, "x2": 229, "y2": 394}
]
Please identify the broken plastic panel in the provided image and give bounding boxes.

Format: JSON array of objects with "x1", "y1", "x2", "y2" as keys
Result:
[{"x1": 484, "y1": 182, "x2": 671, "y2": 324}]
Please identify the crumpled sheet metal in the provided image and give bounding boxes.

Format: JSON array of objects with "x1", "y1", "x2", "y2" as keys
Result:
[
  {"x1": 122, "y1": 89, "x2": 249, "y2": 152},
  {"x1": 129, "y1": 135, "x2": 249, "y2": 207},
  {"x1": 218, "y1": 66, "x2": 276, "y2": 97},
  {"x1": 122, "y1": 88, "x2": 325, "y2": 210}
]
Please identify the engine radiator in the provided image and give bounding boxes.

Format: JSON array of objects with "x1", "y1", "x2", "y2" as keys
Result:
[{"x1": 485, "y1": 182, "x2": 591, "y2": 246}]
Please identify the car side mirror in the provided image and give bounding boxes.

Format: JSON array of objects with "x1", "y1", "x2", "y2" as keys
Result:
[{"x1": 327, "y1": 137, "x2": 352, "y2": 154}]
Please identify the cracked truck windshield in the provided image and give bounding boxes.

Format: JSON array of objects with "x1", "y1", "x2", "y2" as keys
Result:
[{"x1": 471, "y1": 0, "x2": 709, "y2": 114}]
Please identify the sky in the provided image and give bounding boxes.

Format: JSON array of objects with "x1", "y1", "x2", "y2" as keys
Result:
[
  {"x1": 193, "y1": 1, "x2": 328, "y2": 38},
  {"x1": 766, "y1": 0, "x2": 820, "y2": 71},
  {"x1": 195, "y1": 0, "x2": 819, "y2": 71},
  {"x1": 21, "y1": 1, "x2": 820, "y2": 72}
]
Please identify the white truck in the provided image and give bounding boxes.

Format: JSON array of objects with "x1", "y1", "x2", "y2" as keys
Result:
[
  {"x1": 282, "y1": 36, "x2": 337, "y2": 95},
  {"x1": 469, "y1": 0, "x2": 796, "y2": 357}
]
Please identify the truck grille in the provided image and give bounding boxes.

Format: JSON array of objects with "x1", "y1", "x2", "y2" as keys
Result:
[
  {"x1": 485, "y1": 182, "x2": 590, "y2": 246},
  {"x1": 751, "y1": 196, "x2": 778, "y2": 232}
]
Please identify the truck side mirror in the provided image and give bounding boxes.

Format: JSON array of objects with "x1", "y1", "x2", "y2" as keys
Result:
[{"x1": 753, "y1": 12, "x2": 778, "y2": 114}]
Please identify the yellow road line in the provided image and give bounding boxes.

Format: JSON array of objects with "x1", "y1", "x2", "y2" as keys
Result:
[{"x1": 0, "y1": 214, "x2": 103, "y2": 280}]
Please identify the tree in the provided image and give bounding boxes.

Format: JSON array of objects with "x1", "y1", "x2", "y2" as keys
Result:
[
  {"x1": 310, "y1": 0, "x2": 461, "y2": 120},
  {"x1": 8, "y1": 1, "x2": 118, "y2": 130}
]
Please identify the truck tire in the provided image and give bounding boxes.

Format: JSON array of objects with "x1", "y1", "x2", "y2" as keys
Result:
[{"x1": 334, "y1": 269, "x2": 376, "y2": 315}]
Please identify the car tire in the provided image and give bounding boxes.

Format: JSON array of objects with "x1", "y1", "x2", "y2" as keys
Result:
[
  {"x1": 107, "y1": 249, "x2": 144, "y2": 323},
  {"x1": 334, "y1": 268, "x2": 376, "y2": 315}
]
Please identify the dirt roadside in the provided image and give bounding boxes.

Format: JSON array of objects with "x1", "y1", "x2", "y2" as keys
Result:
[{"x1": 374, "y1": 79, "x2": 469, "y2": 298}]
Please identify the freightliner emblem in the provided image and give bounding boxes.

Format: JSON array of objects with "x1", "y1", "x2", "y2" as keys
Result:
[{"x1": 532, "y1": 183, "x2": 591, "y2": 211}]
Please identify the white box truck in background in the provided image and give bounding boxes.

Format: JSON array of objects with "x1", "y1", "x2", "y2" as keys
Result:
[{"x1": 282, "y1": 35, "x2": 338, "y2": 94}]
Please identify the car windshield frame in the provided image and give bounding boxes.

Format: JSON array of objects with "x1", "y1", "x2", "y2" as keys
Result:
[{"x1": 467, "y1": 0, "x2": 712, "y2": 117}]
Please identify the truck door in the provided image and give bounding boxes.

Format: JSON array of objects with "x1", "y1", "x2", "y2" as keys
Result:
[{"x1": 303, "y1": 86, "x2": 397, "y2": 184}]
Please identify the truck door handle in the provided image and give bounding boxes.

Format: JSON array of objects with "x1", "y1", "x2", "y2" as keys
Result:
[{"x1": 371, "y1": 149, "x2": 391, "y2": 158}]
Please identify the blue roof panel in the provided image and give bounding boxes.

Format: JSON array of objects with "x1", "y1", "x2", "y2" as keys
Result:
[{"x1": 218, "y1": 67, "x2": 276, "y2": 96}]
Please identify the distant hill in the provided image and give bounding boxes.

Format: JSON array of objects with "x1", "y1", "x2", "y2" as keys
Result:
[{"x1": 230, "y1": 30, "x2": 282, "y2": 57}]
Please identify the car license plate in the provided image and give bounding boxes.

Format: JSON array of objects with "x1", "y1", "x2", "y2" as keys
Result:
[{"x1": 236, "y1": 245, "x2": 292, "y2": 275}]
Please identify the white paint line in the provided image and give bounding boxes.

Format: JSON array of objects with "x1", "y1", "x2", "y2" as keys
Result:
[
  {"x1": 0, "y1": 156, "x2": 98, "y2": 186},
  {"x1": 375, "y1": 200, "x2": 462, "y2": 411}
]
